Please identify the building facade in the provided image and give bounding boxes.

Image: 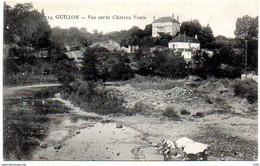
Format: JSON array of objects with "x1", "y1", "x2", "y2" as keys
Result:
[
  {"x1": 152, "y1": 15, "x2": 180, "y2": 37},
  {"x1": 168, "y1": 33, "x2": 200, "y2": 60}
]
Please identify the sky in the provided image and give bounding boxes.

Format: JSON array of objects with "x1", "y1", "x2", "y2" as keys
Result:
[{"x1": 5, "y1": 0, "x2": 259, "y2": 38}]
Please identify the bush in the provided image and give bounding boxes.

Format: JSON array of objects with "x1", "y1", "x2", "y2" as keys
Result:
[
  {"x1": 233, "y1": 80, "x2": 258, "y2": 104},
  {"x1": 153, "y1": 50, "x2": 188, "y2": 78},
  {"x1": 61, "y1": 80, "x2": 133, "y2": 115},
  {"x1": 195, "y1": 112, "x2": 204, "y2": 117},
  {"x1": 180, "y1": 109, "x2": 191, "y2": 115},
  {"x1": 163, "y1": 107, "x2": 180, "y2": 119}
]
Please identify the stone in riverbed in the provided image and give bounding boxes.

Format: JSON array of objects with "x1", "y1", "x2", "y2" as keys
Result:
[{"x1": 40, "y1": 142, "x2": 48, "y2": 148}]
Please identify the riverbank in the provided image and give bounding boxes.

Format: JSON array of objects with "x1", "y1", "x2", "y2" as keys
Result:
[{"x1": 3, "y1": 79, "x2": 258, "y2": 161}]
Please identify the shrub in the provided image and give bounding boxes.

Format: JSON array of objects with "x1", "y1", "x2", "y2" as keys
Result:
[
  {"x1": 233, "y1": 80, "x2": 258, "y2": 104},
  {"x1": 180, "y1": 109, "x2": 191, "y2": 115},
  {"x1": 195, "y1": 112, "x2": 204, "y2": 117},
  {"x1": 163, "y1": 107, "x2": 180, "y2": 119},
  {"x1": 61, "y1": 80, "x2": 133, "y2": 115}
]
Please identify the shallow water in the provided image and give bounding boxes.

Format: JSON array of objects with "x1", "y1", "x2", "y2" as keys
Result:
[
  {"x1": 3, "y1": 86, "x2": 163, "y2": 161},
  {"x1": 33, "y1": 121, "x2": 164, "y2": 161}
]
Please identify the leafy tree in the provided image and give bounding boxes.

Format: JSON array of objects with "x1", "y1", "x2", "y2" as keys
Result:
[
  {"x1": 234, "y1": 15, "x2": 258, "y2": 40},
  {"x1": 153, "y1": 50, "x2": 188, "y2": 78},
  {"x1": 198, "y1": 24, "x2": 215, "y2": 49},
  {"x1": 82, "y1": 48, "x2": 99, "y2": 81},
  {"x1": 144, "y1": 24, "x2": 152, "y2": 36},
  {"x1": 180, "y1": 19, "x2": 202, "y2": 37},
  {"x1": 4, "y1": 3, "x2": 51, "y2": 55},
  {"x1": 234, "y1": 15, "x2": 258, "y2": 72}
]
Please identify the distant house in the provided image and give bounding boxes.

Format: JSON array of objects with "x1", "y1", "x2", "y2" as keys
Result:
[
  {"x1": 152, "y1": 14, "x2": 180, "y2": 37},
  {"x1": 168, "y1": 33, "x2": 200, "y2": 61}
]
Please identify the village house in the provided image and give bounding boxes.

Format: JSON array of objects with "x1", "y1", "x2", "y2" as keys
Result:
[
  {"x1": 152, "y1": 14, "x2": 180, "y2": 37},
  {"x1": 168, "y1": 33, "x2": 200, "y2": 60}
]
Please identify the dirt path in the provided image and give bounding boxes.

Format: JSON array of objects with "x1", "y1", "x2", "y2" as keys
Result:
[{"x1": 3, "y1": 83, "x2": 62, "y2": 96}]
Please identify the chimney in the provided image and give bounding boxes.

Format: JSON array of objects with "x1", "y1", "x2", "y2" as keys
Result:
[
  {"x1": 153, "y1": 16, "x2": 155, "y2": 21},
  {"x1": 172, "y1": 13, "x2": 174, "y2": 20},
  {"x1": 177, "y1": 15, "x2": 179, "y2": 22}
]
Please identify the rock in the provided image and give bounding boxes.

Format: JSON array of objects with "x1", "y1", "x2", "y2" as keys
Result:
[
  {"x1": 175, "y1": 137, "x2": 193, "y2": 149},
  {"x1": 40, "y1": 142, "x2": 48, "y2": 148},
  {"x1": 76, "y1": 131, "x2": 80, "y2": 134},
  {"x1": 183, "y1": 142, "x2": 209, "y2": 154}
]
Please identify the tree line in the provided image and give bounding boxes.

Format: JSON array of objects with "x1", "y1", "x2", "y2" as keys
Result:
[{"x1": 3, "y1": 2, "x2": 258, "y2": 85}]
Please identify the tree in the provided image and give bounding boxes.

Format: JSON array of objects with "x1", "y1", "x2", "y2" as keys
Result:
[
  {"x1": 198, "y1": 24, "x2": 215, "y2": 49},
  {"x1": 4, "y1": 3, "x2": 51, "y2": 55},
  {"x1": 180, "y1": 19, "x2": 202, "y2": 37},
  {"x1": 144, "y1": 24, "x2": 152, "y2": 36},
  {"x1": 234, "y1": 15, "x2": 258, "y2": 72},
  {"x1": 234, "y1": 15, "x2": 258, "y2": 40},
  {"x1": 153, "y1": 50, "x2": 188, "y2": 78},
  {"x1": 82, "y1": 48, "x2": 99, "y2": 81}
]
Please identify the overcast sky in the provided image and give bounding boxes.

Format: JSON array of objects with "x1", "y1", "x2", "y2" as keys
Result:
[{"x1": 5, "y1": 0, "x2": 259, "y2": 37}]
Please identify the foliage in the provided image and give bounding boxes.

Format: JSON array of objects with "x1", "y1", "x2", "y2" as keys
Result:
[
  {"x1": 4, "y1": 3, "x2": 51, "y2": 53},
  {"x1": 180, "y1": 19, "x2": 215, "y2": 49},
  {"x1": 82, "y1": 48, "x2": 99, "y2": 81},
  {"x1": 180, "y1": 109, "x2": 191, "y2": 115},
  {"x1": 162, "y1": 107, "x2": 180, "y2": 119},
  {"x1": 234, "y1": 15, "x2": 258, "y2": 73},
  {"x1": 234, "y1": 15, "x2": 258, "y2": 40},
  {"x1": 82, "y1": 48, "x2": 133, "y2": 81},
  {"x1": 233, "y1": 80, "x2": 258, "y2": 104},
  {"x1": 53, "y1": 59, "x2": 80, "y2": 84},
  {"x1": 153, "y1": 50, "x2": 188, "y2": 78},
  {"x1": 62, "y1": 80, "x2": 136, "y2": 115},
  {"x1": 180, "y1": 19, "x2": 202, "y2": 37},
  {"x1": 198, "y1": 24, "x2": 215, "y2": 49}
]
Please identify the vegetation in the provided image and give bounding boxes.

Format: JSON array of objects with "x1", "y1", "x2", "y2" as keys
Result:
[
  {"x1": 3, "y1": 2, "x2": 258, "y2": 116},
  {"x1": 162, "y1": 107, "x2": 180, "y2": 120},
  {"x1": 233, "y1": 80, "x2": 258, "y2": 104}
]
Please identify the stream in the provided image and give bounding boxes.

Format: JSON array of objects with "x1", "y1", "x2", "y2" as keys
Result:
[{"x1": 4, "y1": 85, "x2": 163, "y2": 161}]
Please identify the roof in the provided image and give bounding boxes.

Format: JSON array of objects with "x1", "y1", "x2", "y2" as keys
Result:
[
  {"x1": 169, "y1": 34, "x2": 200, "y2": 43},
  {"x1": 153, "y1": 16, "x2": 179, "y2": 23}
]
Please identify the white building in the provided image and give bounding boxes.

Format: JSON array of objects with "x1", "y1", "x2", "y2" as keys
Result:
[
  {"x1": 168, "y1": 33, "x2": 200, "y2": 61},
  {"x1": 152, "y1": 14, "x2": 180, "y2": 37}
]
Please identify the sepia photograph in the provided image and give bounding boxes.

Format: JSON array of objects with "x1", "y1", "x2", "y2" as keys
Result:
[{"x1": 1, "y1": 0, "x2": 259, "y2": 164}]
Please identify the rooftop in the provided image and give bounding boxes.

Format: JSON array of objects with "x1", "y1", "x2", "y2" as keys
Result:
[
  {"x1": 169, "y1": 34, "x2": 200, "y2": 43},
  {"x1": 153, "y1": 16, "x2": 179, "y2": 23}
]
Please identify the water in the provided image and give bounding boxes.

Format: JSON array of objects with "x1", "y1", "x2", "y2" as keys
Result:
[
  {"x1": 33, "y1": 122, "x2": 163, "y2": 161},
  {"x1": 3, "y1": 85, "x2": 163, "y2": 161}
]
